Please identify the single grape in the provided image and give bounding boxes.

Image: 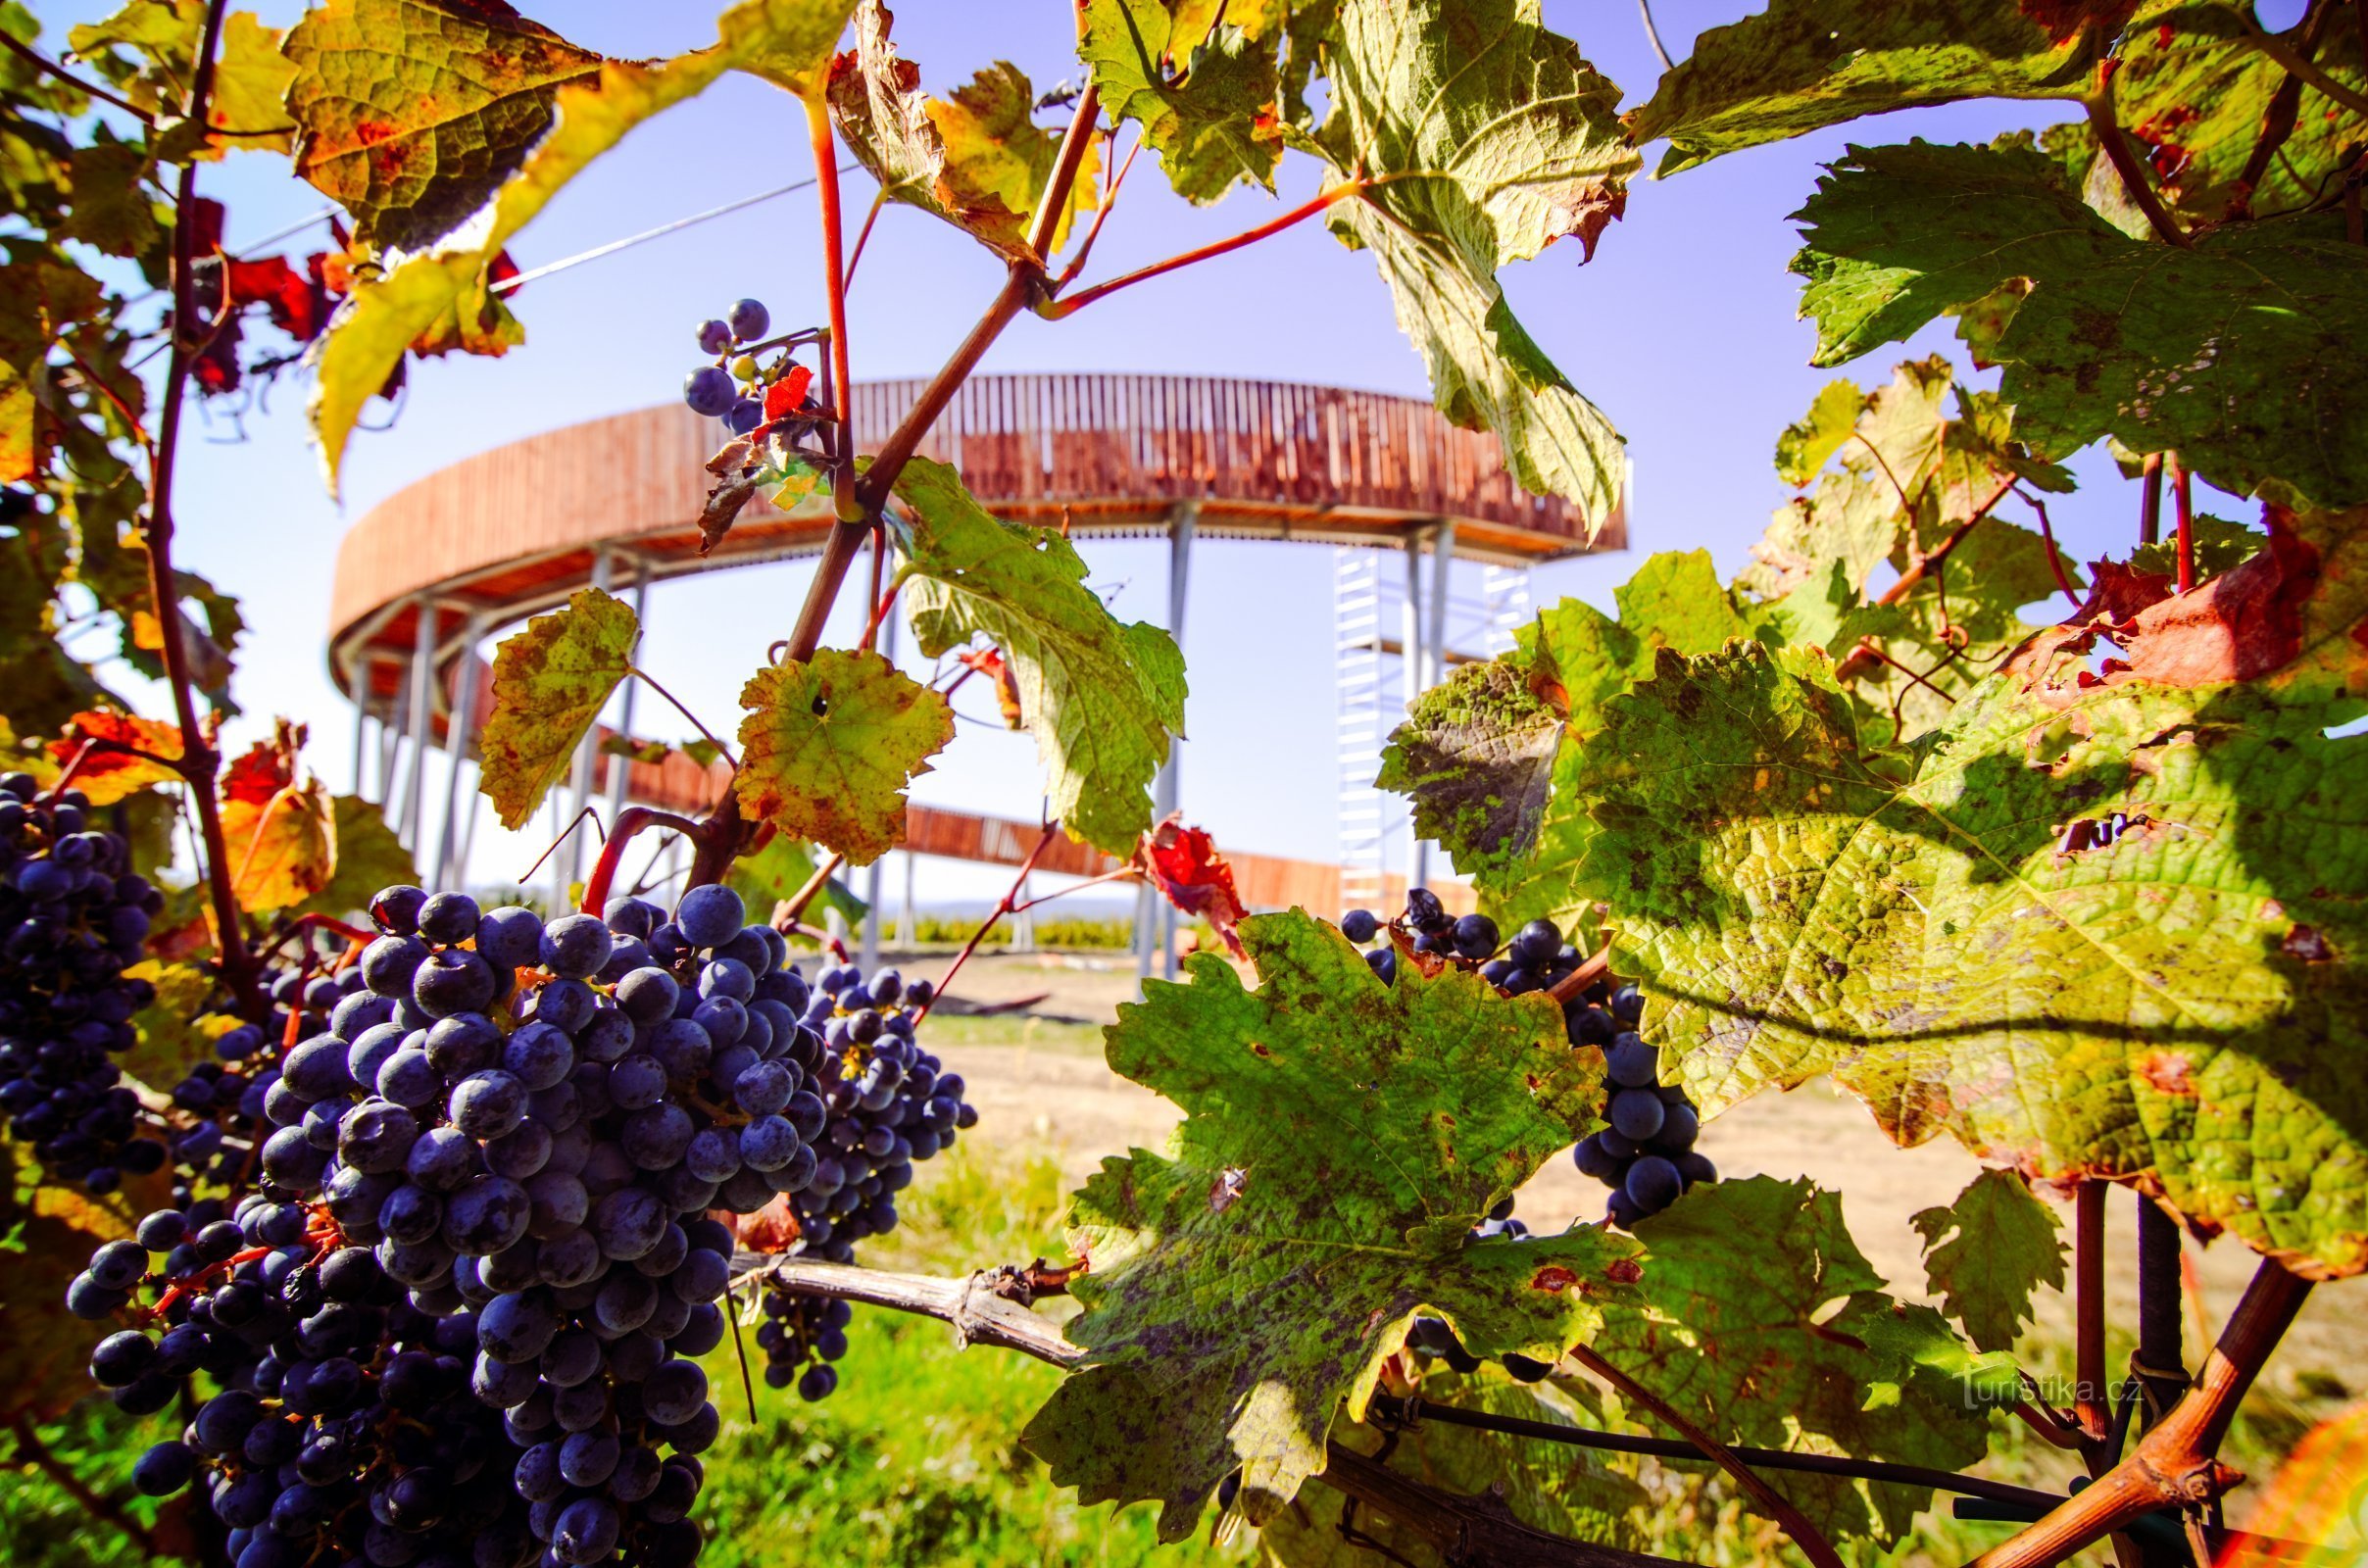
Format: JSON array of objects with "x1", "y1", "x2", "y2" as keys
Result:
[{"x1": 725, "y1": 298, "x2": 769, "y2": 342}]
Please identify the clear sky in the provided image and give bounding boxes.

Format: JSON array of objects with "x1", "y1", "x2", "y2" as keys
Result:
[{"x1": 35, "y1": 1, "x2": 2269, "y2": 908}]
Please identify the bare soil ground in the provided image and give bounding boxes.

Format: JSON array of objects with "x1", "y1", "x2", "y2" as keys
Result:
[{"x1": 911, "y1": 950, "x2": 2362, "y2": 1380}]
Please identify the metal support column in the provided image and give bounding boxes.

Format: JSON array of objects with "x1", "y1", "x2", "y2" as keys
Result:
[
  {"x1": 898, "y1": 851, "x2": 915, "y2": 949},
  {"x1": 1334, "y1": 549, "x2": 1387, "y2": 914},
  {"x1": 1481, "y1": 563, "x2": 1532, "y2": 657},
  {"x1": 1411, "y1": 523, "x2": 1455, "y2": 890},
  {"x1": 350, "y1": 694, "x2": 369, "y2": 800},
  {"x1": 603, "y1": 562, "x2": 650, "y2": 834},
  {"x1": 401, "y1": 600, "x2": 440, "y2": 851},
  {"x1": 557, "y1": 550, "x2": 613, "y2": 906},
  {"x1": 1155, "y1": 504, "x2": 1194, "y2": 978},
  {"x1": 861, "y1": 582, "x2": 898, "y2": 972},
  {"x1": 433, "y1": 614, "x2": 484, "y2": 890}
]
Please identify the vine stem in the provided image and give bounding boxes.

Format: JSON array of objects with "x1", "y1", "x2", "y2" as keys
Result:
[
  {"x1": 1565, "y1": 1345, "x2": 1844, "y2": 1568},
  {"x1": 1036, "y1": 178, "x2": 1369, "y2": 319},
  {"x1": 2083, "y1": 79, "x2": 2191, "y2": 248},
  {"x1": 146, "y1": 0, "x2": 257, "y2": 1020},
  {"x1": 2239, "y1": 18, "x2": 2368, "y2": 118},
  {"x1": 1969, "y1": 1258, "x2": 2313, "y2": 1568},
  {"x1": 2075, "y1": 1180, "x2": 2111, "y2": 1445},
  {"x1": 623, "y1": 665, "x2": 735, "y2": 767},
  {"x1": 0, "y1": 29, "x2": 155, "y2": 121},
  {"x1": 2139, "y1": 453, "x2": 2164, "y2": 546},
  {"x1": 8, "y1": 1415, "x2": 162, "y2": 1558},
  {"x1": 2018, "y1": 489, "x2": 2082, "y2": 608},
  {"x1": 1830, "y1": 475, "x2": 2017, "y2": 683},
  {"x1": 2230, "y1": 0, "x2": 2340, "y2": 218},
  {"x1": 738, "y1": 1258, "x2": 1695, "y2": 1568},
  {"x1": 683, "y1": 90, "x2": 1106, "y2": 899},
  {"x1": 767, "y1": 848, "x2": 846, "y2": 931},
  {"x1": 913, "y1": 821, "x2": 1059, "y2": 1022},
  {"x1": 577, "y1": 806, "x2": 699, "y2": 917}
]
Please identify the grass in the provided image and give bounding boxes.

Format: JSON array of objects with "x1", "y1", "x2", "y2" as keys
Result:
[{"x1": 696, "y1": 1141, "x2": 1251, "y2": 1568}]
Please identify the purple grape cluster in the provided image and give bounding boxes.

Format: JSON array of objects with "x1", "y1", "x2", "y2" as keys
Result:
[
  {"x1": 0, "y1": 770, "x2": 167, "y2": 1192},
  {"x1": 1340, "y1": 891, "x2": 1717, "y2": 1232},
  {"x1": 76, "y1": 878, "x2": 881, "y2": 1567},
  {"x1": 752, "y1": 959, "x2": 975, "y2": 1401},
  {"x1": 165, "y1": 960, "x2": 361, "y2": 1194},
  {"x1": 680, "y1": 298, "x2": 774, "y2": 433}
]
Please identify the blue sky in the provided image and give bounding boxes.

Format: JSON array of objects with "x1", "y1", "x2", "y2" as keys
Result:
[{"x1": 34, "y1": 1, "x2": 2258, "y2": 906}]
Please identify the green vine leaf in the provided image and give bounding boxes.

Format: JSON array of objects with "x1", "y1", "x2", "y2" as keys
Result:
[
  {"x1": 1080, "y1": 0, "x2": 1283, "y2": 204},
  {"x1": 1911, "y1": 1168, "x2": 2068, "y2": 1353},
  {"x1": 1792, "y1": 139, "x2": 2368, "y2": 507},
  {"x1": 725, "y1": 830, "x2": 867, "y2": 929},
  {"x1": 733, "y1": 648, "x2": 953, "y2": 864},
  {"x1": 478, "y1": 586, "x2": 639, "y2": 833},
  {"x1": 1531, "y1": 641, "x2": 2368, "y2": 1279},
  {"x1": 1297, "y1": 0, "x2": 1636, "y2": 525},
  {"x1": 889, "y1": 456, "x2": 1184, "y2": 855},
  {"x1": 826, "y1": 0, "x2": 1098, "y2": 260},
  {"x1": 284, "y1": 0, "x2": 605, "y2": 253},
  {"x1": 69, "y1": 2, "x2": 294, "y2": 156},
  {"x1": 302, "y1": 0, "x2": 858, "y2": 489},
  {"x1": 1624, "y1": 0, "x2": 2124, "y2": 175},
  {"x1": 121, "y1": 959, "x2": 238, "y2": 1092},
  {"x1": 1602, "y1": 1177, "x2": 1999, "y2": 1544},
  {"x1": 1021, "y1": 908, "x2": 1635, "y2": 1540}
]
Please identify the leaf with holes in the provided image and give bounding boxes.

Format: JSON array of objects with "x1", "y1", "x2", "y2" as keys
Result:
[
  {"x1": 733, "y1": 649, "x2": 953, "y2": 864},
  {"x1": 304, "y1": 0, "x2": 858, "y2": 489},
  {"x1": 1600, "y1": 1178, "x2": 2000, "y2": 1544},
  {"x1": 1793, "y1": 139, "x2": 2368, "y2": 507},
  {"x1": 1623, "y1": 0, "x2": 2127, "y2": 175},
  {"x1": 826, "y1": 0, "x2": 1097, "y2": 260},
  {"x1": 1518, "y1": 639, "x2": 2368, "y2": 1278},
  {"x1": 478, "y1": 587, "x2": 639, "y2": 833},
  {"x1": 1296, "y1": 0, "x2": 1636, "y2": 525},
  {"x1": 48, "y1": 710, "x2": 182, "y2": 805},
  {"x1": 1080, "y1": 0, "x2": 1282, "y2": 203},
  {"x1": 284, "y1": 0, "x2": 605, "y2": 252},
  {"x1": 1020, "y1": 909, "x2": 1635, "y2": 1540},
  {"x1": 889, "y1": 456, "x2": 1184, "y2": 855},
  {"x1": 1912, "y1": 1168, "x2": 2067, "y2": 1352}
]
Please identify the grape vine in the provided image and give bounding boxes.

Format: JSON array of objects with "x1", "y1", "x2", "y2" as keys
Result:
[{"x1": 1, "y1": 0, "x2": 2361, "y2": 1565}]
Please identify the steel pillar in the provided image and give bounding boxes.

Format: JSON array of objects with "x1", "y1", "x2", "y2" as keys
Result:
[
  {"x1": 898, "y1": 851, "x2": 915, "y2": 950},
  {"x1": 400, "y1": 600, "x2": 440, "y2": 851},
  {"x1": 432, "y1": 615, "x2": 484, "y2": 890},
  {"x1": 1334, "y1": 549, "x2": 1387, "y2": 914},
  {"x1": 1412, "y1": 523, "x2": 1455, "y2": 890},
  {"x1": 1156, "y1": 505, "x2": 1193, "y2": 978},
  {"x1": 603, "y1": 562, "x2": 650, "y2": 836},
  {"x1": 557, "y1": 550, "x2": 613, "y2": 906}
]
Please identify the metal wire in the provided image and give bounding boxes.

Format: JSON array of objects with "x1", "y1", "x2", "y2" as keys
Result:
[{"x1": 489, "y1": 168, "x2": 855, "y2": 296}]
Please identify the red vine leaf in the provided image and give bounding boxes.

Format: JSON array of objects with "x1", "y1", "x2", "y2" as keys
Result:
[
  {"x1": 1135, "y1": 817, "x2": 1247, "y2": 958},
  {"x1": 50, "y1": 710, "x2": 183, "y2": 805},
  {"x1": 734, "y1": 1196, "x2": 803, "y2": 1253}
]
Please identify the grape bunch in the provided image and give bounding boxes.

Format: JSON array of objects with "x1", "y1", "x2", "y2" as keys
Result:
[
  {"x1": 0, "y1": 770, "x2": 168, "y2": 1193},
  {"x1": 1339, "y1": 889, "x2": 1717, "y2": 1230},
  {"x1": 166, "y1": 959, "x2": 370, "y2": 1193},
  {"x1": 77, "y1": 878, "x2": 872, "y2": 1567},
  {"x1": 679, "y1": 298, "x2": 816, "y2": 436},
  {"x1": 749, "y1": 958, "x2": 975, "y2": 1401}
]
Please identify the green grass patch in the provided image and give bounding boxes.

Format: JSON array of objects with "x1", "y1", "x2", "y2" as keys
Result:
[{"x1": 924, "y1": 1012, "x2": 1109, "y2": 1056}]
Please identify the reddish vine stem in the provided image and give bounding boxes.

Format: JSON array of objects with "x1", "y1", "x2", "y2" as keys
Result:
[
  {"x1": 1830, "y1": 476, "x2": 2016, "y2": 683},
  {"x1": 145, "y1": 0, "x2": 256, "y2": 1021},
  {"x1": 1037, "y1": 178, "x2": 1369, "y2": 319},
  {"x1": 2074, "y1": 1181, "x2": 2111, "y2": 1446},
  {"x1": 2231, "y1": 0, "x2": 2339, "y2": 217},
  {"x1": 0, "y1": 29, "x2": 156, "y2": 121},
  {"x1": 2019, "y1": 489, "x2": 2082, "y2": 608},
  {"x1": 1970, "y1": 1259, "x2": 2313, "y2": 1568},
  {"x1": 2139, "y1": 453, "x2": 2164, "y2": 546},
  {"x1": 1565, "y1": 1344, "x2": 1845, "y2": 1568},
  {"x1": 766, "y1": 849, "x2": 847, "y2": 933},
  {"x1": 2168, "y1": 453, "x2": 2196, "y2": 593},
  {"x1": 1009, "y1": 860, "x2": 1139, "y2": 913},
  {"x1": 578, "y1": 806, "x2": 700, "y2": 917},
  {"x1": 1545, "y1": 948, "x2": 1612, "y2": 1004},
  {"x1": 913, "y1": 822, "x2": 1060, "y2": 1023},
  {"x1": 841, "y1": 187, "x2": 888, "y2": 291}
]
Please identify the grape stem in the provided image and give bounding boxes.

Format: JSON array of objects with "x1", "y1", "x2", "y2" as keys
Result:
[
  {"x1": 2168, "y1": 453, "x2": 2196, "y2": 594},
  {"x1": 736, "y1": 1256, "x2": 1696, "y2": 1568},
  {"x1": 1564, "y1": 1344, "x2": 1846, "y2": 1568},
  {"x1": 1033, "y1": 176, "x2": 1371, "y2": 320},
  {"x1": 576, "y1": 805, "x2": 700, "y2": 917},
  {"x1": 145, "y1": 0, "x2": 259, "y2": 1022},
  {"x1": 765, "y1": 847, "x2": 846, "y2": 934},
  {"x1": 624, "y1": 664, "x2": 736, "y2": 768},
  {"x1": 1545, "y1": 949, "x2": 1611, "y2": 1005},
  {"x1": 2082, "y1": 74, "x2": 2191, "y2": 248},
  {"x1": 0, "y1": 30, "x2": 155, "y2": 122}
]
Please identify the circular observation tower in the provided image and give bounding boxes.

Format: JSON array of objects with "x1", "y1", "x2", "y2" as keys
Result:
[{"x1": 327, "y1": 373, "x2": 1627, "y2": 963}]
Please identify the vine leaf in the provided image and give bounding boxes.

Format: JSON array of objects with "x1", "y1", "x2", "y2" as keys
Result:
[
  {"x1": 733, "y1": 648, "x2": 954, "y2": 865},
  {"x1": 120, "y1": 959, "x2": 239, "y2": 1091},
  {"x1": 1775, "y1": 377, "x2": 1865, "y2": 487},
  {"x1": 284, "y1": 0, "x2": 605, "y2": 253},
  {"x1": 1080, "y1": 0, "x2": 1283, "y2": 204},
  {"x1": 478, "y1": 586, "x2": 639, "y2": 833},
  {"x1": 1379, "y1": 551, "x2": 1770, "y2": 887},
  {"x1": 0, "y1": 249, "x2": 105, "y2": 483},
  {"x1": 49, "y1": 710, "x2": 183, "y2": 805},
  {"x1": 1601, "y1": 1177, "x2": 2000, "y2": 1544},
  {"x1": 1792, "y1": 139, "x2": 2368, "y2": 507},
  {"x1": 1021, "y1": 909, "x2": 1636, "y2": 1541},
  {"x1": 1623, "y1": 0, "x2": 2125, "y2": 175},
  {"x1": 67, "y1": 2, "x2": 296, "y2": 155},
  {"x1": 1296, "y1": 0, "x2": 1636, "y2": 525},
  {"x1": 826, "y1": 0, "x2": 1098, "y2": 261},
  {"x1": 889, "y1": 456, "x2": 1185, "y2": 855},
  {"x1": 1911, "y1": 1168, "x2": 2067, "y2": 1353},
  {"x1": 217, "y1": 733, "x2": 337, "y2": 912},
  {"x1": 2100, "y1": 6, "x2": 2368, "y2": 224},
  {"x1": 1137, "y1": 818, "x2": 1248, "y2": 958},
  {"x1": 290, "y1": 794, "x2": 420, "y2": 922},
  {"x1": 1258, "y1": 1368, "x2": 1650, "y2": 1566},
  {"x1": 1533, "y1": 641, "x2": 2368, "y2": 1279},
  {"x1": 301, "y1": 0, "x2": 858, "y2": 489},
  {"x1": 725, "y1": 831, "x2": 867, "y2": 927}
]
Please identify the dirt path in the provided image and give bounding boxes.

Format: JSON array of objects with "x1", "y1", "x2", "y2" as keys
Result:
[{"x1": 918, "y1": 952, "x2": 2359, "y2": 1380}]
